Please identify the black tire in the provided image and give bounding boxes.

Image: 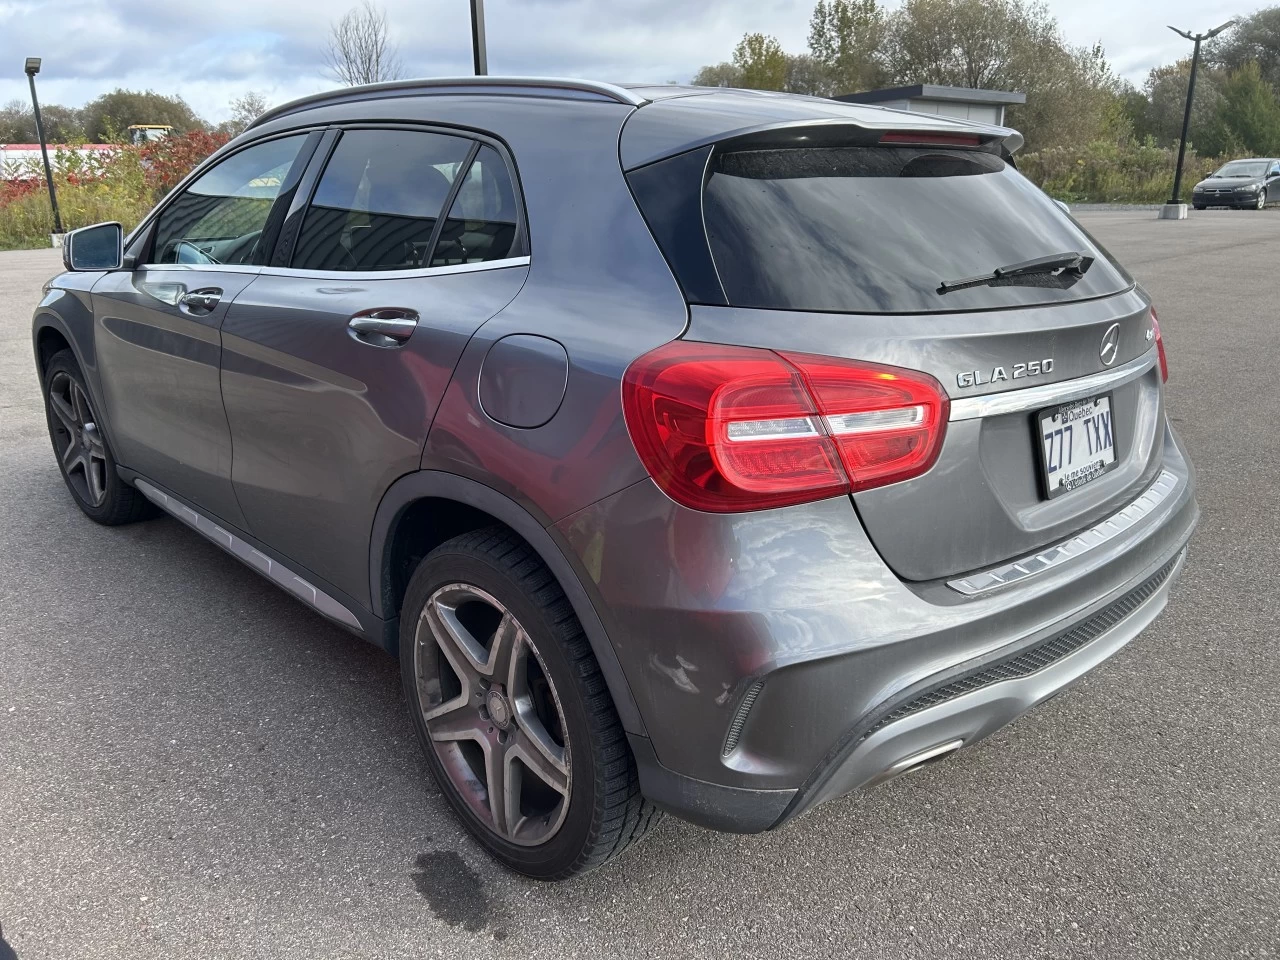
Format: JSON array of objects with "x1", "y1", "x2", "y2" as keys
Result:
[
  {"x1": 42, "y1": 349, "x2": 154, "y2": 525},
  {"x1": 400, "y1": 526, "x2": 659, "y2": 879},
  {"x1": 1258, "y1": 188, "x2": 1268, "y2": 210},
  {"x1": 1192, "y1": 204, "x2": 1205, "y2": 210}
]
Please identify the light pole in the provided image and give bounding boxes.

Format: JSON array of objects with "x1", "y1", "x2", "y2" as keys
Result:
[
  {"x1": 470, "y1": 0, "x2": 487, "y2": 76},
  {"x1": 24, "y1": 56, "x2": 64, "y2": 236},
  {"x1": 1164, "y1": 21, "x2": 1235, "y2": 213}
]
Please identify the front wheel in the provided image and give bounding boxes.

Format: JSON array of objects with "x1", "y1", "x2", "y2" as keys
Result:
[
  {"x1": 1257, "y1": 188, "x2": 1268, "y2": 210},
  {"x1": 42, "y1": 350, "x2": 153, "y2": 525},
  {"x1": 400, "y1": 527, "x2": 659, "y2": 879}
]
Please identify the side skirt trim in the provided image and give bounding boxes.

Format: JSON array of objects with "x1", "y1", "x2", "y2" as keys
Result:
[{"x1": 134, "y1": 478, "x2": 363, "y2": 631}]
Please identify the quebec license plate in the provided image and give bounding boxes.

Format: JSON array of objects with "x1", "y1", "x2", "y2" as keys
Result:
[{"x1": 1037, "y1": 394, "x2": 1117, "y2": 499}]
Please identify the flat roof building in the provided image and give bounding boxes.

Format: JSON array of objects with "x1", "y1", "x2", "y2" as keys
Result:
[{"x1": 833, "y1": 84, "x2": 1026, "y2": 127}]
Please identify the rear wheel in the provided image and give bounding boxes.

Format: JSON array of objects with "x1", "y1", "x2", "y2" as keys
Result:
[
  {"x1": 42, "y1": 350, "x2": 153, "y2": 525},
  {"x1": 400, "y1": 527, "x2": 659, "y2": 879}
]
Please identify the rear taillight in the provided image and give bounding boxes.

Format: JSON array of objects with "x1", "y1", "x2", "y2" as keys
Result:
[
  {"x1": 1150, "y1": 309, "x2": 1169, "y2": 382},
  {"x1": 621, "y1": 342, "x2": 949, "y2": 513}
]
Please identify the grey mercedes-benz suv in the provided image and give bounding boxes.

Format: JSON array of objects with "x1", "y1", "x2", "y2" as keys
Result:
[{"x1": 33, "y1": 78, "x2": 1198, "y2": 879}]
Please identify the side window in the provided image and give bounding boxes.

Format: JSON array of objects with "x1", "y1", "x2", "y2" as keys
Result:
[
  {"x1": 292, "y1": 129, "x2": 472, "y2": 271},
  {"x1": 150, "y1": 136, "x2": 307, "y2": 265},
  {"x1": 431, "y1": 145, "x2": 524, "y2": 267}
]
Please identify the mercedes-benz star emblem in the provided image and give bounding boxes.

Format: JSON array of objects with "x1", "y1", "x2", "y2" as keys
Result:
[{"x1": 1099, "y1": 323, "x2": 1121, "y2": 366}]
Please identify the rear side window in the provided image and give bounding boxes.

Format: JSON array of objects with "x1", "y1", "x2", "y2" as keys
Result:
[
  {"x1": 431, "y1": 145, "x2": 522, "y2": 266},
  {"x1": 638, "y1": 144, "x2": 1131, "y2": 314},
  {"x1": 293, "y1": 129, "x2": 472, "y2": 271}
]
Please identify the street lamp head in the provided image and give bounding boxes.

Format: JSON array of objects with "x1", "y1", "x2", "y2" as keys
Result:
[
  {"x1": 24, "y1": 57, "x2": 41, "y2": 76},
  {"x1": 1206, "y1": 19, "x2": 1237, "y2": 39}
]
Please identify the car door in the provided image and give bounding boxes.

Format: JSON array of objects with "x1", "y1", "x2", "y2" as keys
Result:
[
  {"x1": 219, "y1": 127, "x2": 530, "y2": 607},
  {"x1": 93, "y1": 132, "x2": 318, "y2": 526}
]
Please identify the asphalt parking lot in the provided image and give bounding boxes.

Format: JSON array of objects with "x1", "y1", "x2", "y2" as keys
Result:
[{"x1": 1, "y1": 209, "x2": 1277, "y2": 960}]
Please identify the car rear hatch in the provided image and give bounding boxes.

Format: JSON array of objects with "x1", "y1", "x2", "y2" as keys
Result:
[{"x1": 622, "y1": 101, "x2": 1166, "y2": 583}]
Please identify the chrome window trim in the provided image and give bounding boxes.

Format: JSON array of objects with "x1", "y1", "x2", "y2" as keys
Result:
[
  {"x1": 133, "y1": 255, "x2": 531, "y2": 281},
  {"x1": 947, "y1": 469, "x2": 1181, "y2": 595},
  {"x1": 262, "y1": 256, "x2": 530, "y2": 281},
  {"x1": 134, "y1": 478, "x2": 363, "y2": 630},
  {"x1": 949, "y1": 350, "x2": 1157, "y2": 421}
]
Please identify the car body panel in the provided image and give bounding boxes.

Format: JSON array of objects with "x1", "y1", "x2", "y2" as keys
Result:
[
  {"x1": 220, "y1": 263, "x2": 529, "y2": 607},
  {"x1": 91, "y1": 265, "x2": 259, "y2": 528}
]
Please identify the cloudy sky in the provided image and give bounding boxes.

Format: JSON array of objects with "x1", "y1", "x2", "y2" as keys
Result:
[{"x1": 0, "y1": 0, "x2": 1249, "y2": 123}]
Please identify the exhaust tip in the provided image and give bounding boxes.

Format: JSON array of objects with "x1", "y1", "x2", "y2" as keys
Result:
[{"x1": 867, "y1": 739, "x2": 965, "y2": 788}]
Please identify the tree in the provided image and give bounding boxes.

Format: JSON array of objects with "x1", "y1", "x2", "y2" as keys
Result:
[
  {"x1": 732, "y1": 33, "x2": 790, "y2": 90},
  {"x1": 692, "y1": 62, "x2": 743, "y2": 88},
  {"x1": 1203, "y1": 61, "x2": 1280, "y2": 156},
  {"x1": 1205, "y1": 10, "x2": 1280, "y2": 93},
  {"x1": 784, "y1": 54, "x2": 834, "y2": 96},
  {"x1": 1137, "y1": 60, "x2": 1224, "y2": 148},
  {"x1": 325, "y1": 0, "x2": 404, "y2": 87},
  {"x1": 80, "y1": 89, "x2": 203, "y2": 141},
  {"x1": 808, "y1": 0, "x2": 887, "y2": 94},
  {"x1": 216, "y1": 91, "x2": 270, "y2": 138},
  {"x1": 0, "y1": 100, "x2": 84, "y2": 143}
]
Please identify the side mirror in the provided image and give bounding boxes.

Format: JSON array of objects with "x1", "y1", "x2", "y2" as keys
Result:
[{"x1": 63, "y1": 222, "x2": 124, "y2": 272}]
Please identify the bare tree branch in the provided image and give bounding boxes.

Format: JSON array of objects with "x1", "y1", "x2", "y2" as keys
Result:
[{"x1": 324, "y1": 0, "x2": 405, "y2": 87}]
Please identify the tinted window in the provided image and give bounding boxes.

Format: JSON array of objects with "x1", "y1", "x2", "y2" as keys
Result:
[
  {"x1": 702, "y1": 146, "x2": 1131, "y2": 314},
  {"x1": 293, "y1": 129, "x2": 471, "y2": 271},
  {"x1": 430, "y1": 145, "x2": 522, "y2": 266},
  {"x1": 150, "y1": 136, "x2": 306, "y2": 265}
]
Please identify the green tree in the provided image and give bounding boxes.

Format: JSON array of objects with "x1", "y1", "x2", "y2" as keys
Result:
[
  {"x1": 784, "y1": 54, "x2": 834, "y2": 96},
  {"x1": 214, "y1": 91, "x2": 270, "y2": 138},
  {"x1": 692, "y1": 61, "x2": 743, "y2": 88},
  {"x1": 807, "y1": 0, "x2": 887, "y2": 94},
  {"x1": 732, "y1": 33, "x2": 789, "y2": 90},
  {"x1": 1203, "y1": 61, "x2": 1280, "y2": 155},
  {"x1": 1205, "y1": 10, "x2": 1280, "y2": 93},
  {"x1": 80, "y1": 89, "x2": 203, "y2": 142},
  {"x1": 0, "y1": 100, "x2": 84, "y2": 143},
  {"x1": 1138, "y1": 60, "x2": 1224, "y2": 148}
]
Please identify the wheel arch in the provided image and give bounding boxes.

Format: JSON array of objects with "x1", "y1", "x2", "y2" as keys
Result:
[{"x1": 370, "y1": 470, "x2": 647, "y2": 736}]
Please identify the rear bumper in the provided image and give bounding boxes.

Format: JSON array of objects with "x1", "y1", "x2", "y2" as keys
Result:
[{"x1": 553, "y1": 423, "x2": 1198, "y2": 832}]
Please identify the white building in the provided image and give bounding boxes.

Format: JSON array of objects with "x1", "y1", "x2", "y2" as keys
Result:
[{"x1": 834, "y1": 85, "x2": 1026, "y2": 127}]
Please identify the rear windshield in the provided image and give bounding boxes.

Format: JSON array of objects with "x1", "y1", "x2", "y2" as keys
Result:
[{"x1": 701, "y1": 146, "x2": 1130, "y2": 314}]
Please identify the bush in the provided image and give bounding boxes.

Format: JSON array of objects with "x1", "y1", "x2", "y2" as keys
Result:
[
  {"x1": 0, "y1": 130, "x2": 228, "y2": 251},
  {"x1": 1019, "y1": 137, "x2": 1231, "y2": 203}
]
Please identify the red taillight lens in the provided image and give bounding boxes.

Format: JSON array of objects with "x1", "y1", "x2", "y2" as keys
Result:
[
  {"x1": 622, "y1": 341, "x2": 949, "y2": 512},
  {"x1": 782, "y1": 352, "x2": 951, "y2": 492},
  {"x1": 1150, "y1": 308, "x2": 1169, "y2": 382},
  {"x1": 879, "y1": 131, "x2": 982, "y2": 147}
]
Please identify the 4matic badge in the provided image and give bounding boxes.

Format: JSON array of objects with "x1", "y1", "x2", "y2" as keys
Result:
[{"x1": 956, "y1": 358, "x2": 1054, "y2": 389}]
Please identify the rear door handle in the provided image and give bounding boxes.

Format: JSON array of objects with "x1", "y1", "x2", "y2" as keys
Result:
[
  {"x1": 348, "y1": 308, "x2": 419, "y2": 347},
  {"x1": 179, "y1": 288, "x2": 222, "y2": 314}
]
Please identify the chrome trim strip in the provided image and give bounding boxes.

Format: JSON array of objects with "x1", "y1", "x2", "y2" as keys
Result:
[
  {"x1": 949, "y1": 350, "x2": 1157, "y2": 421},
  {"x1": 947, "y1": 469, "x2": 1180, "y2": 595},
  {"x1": 134, "y1": 479, "x2": 363, "y2": 630},
  {"x1": 258, "y1": 256, "x2": 530, "y2": 282},
  {"x1": 134, "y1": 256, "x2": 531, "y2": 282}
]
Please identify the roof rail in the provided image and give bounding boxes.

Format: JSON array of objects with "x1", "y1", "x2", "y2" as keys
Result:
[{"x1": 251, "y1": 77, "x2": 648, "y2": 129}]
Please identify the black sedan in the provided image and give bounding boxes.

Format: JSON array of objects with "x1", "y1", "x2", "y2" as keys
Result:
[{"x1": 1192, "y1": 158, "x2": 1280, "y2": 209}]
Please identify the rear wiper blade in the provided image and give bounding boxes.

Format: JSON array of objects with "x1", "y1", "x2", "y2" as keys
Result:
[{"x1": 938, "y1": 251, "x2": 1094, "y2": 295}]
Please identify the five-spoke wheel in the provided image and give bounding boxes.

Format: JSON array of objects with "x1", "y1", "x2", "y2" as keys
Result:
[
  {"x1": 47, "y1": 369, "x2": 109, "y2": 507},
  {"x1": 414, "y1": 583, "x2": 571, "y2": 846},
  {"x1": 400, "y1": 528, "x2": 659, "y2": 878}
]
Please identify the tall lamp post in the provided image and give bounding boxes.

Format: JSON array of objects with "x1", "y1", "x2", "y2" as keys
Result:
[
  {"x1": 24, "y1": 57, "x2": 64, "y2": 237},
  {"x1": 469, "y1": 0, "x2": 487, "y2": 75},
  {"x1": 1162, "y1": 21, "x2": 1236, "y2": 219}
]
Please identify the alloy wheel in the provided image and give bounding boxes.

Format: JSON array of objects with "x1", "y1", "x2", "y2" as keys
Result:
[
  {"x1": 413, "y1": 583, "x2": 572, "y2": 846},
  {"x1": 47, "y1": 371, "x2": 109, "y2": 507},
  {"x1": 1259, "y1": 188, "x2": 1268, "y2": 210}
]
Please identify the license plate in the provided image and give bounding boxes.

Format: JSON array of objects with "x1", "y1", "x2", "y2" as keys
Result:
[{"x1": 1037, "y1": 394, "x2": 1117, "y2": 499}]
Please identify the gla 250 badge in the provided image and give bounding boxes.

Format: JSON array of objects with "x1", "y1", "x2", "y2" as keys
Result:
[{"x1": 956, "y1": 358, "x2": 1055, "y2": 389}]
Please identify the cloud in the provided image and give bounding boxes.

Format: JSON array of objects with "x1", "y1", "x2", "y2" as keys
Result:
[{"x1": 0, "y1": 0, "x2": 1252, "y2": 123}]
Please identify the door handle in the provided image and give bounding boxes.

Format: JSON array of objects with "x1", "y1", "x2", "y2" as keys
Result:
[
  {"x1": 180, "y1": 288, "x2": 222, "y2": 314},
  {"x1": 348, "y1": 308, "x2": 419, "y2": 347}
]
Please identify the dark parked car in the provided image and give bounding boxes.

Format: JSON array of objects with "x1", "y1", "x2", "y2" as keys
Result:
[
  {"x1": 33, "y1": 78, "x2": 1198, "y2": 879},
  {"x1": 1192, "y1": 157, "x2": 1280, "y2": 209}
]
